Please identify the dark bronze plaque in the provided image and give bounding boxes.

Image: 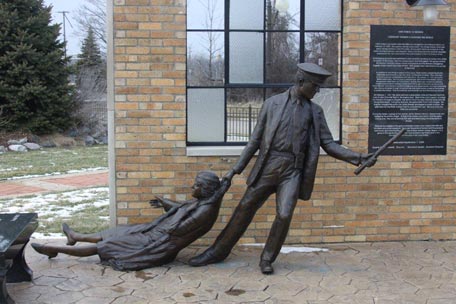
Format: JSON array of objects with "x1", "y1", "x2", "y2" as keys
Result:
[
  {"x1": 0, "y1": 213, "x2": 38, "y2": 253},
  {"x1": 369, "y1": 25, "x2": 450, "y2": 155}
]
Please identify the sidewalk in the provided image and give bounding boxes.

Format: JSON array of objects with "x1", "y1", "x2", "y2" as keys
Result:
[
  {"x1": 0, "y1": 170, "x2": 109, "y2": 198},
  {"x1": 7, "y1": 240, "x2": 456, "y2": 303},
  {"x1": 2, "y1": 173, "x2": 456, "y2": 303}
]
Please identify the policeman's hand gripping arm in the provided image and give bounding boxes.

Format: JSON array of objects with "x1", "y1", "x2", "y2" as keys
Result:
[{"x1": 223, "y1": 169, "x2": 236, "y2": 183}]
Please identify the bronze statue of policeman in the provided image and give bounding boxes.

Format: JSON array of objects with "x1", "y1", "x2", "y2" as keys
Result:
[{"x1": 189, "y1": 63, "x2": 375, "y2": 274}]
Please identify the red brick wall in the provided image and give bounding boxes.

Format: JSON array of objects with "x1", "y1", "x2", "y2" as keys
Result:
[{"x1": 112, "y1": 0, "x2": 456, "y2": 244}]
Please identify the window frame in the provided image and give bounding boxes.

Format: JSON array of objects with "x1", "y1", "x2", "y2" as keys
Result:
[{"x1": 186, "y1": 0, "x2": 344, "y2": 147}]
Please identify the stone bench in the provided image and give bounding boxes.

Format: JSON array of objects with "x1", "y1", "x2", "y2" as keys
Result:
[{"x1": 0, "y1": 213, "x2": 38, "y2": 304}]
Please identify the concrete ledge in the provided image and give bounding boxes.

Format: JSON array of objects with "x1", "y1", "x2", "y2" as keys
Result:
[
  {"x1": 187, "y1": 146, "x2": 246, "y2": 156},
  {"x1": 187, "y1": 146, "x2": 329, "y2": 157}
]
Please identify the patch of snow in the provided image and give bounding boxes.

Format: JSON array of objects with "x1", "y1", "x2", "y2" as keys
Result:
[
  {"x1": 241, "y1": 243, "x2": 329, "y2": 253},
  {"x1": 0, "y1": 167, "x2": 19, "y2": 172},
  {"x1": 66, "y1": 167, "x2": 107, "y2": 174},
  {"x1": 0, "y1": 187, "x2": 109, "y2": 217},
  {"x1": 281, "y1": 246, "x2": 329, "y2": 253},
  {"x1": 94, "y1": 201, "x2": 109, "y2": 208},
  {"x1": 32, "y1": 233, "x2": 65, "y2": 239},
  {"x1": 8, "y1": 172, "x2": 62, "y2": 180}
]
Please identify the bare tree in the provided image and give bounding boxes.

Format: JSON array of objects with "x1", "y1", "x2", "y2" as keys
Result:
[
  {"x1": 187, "y1": 0, "x2": 224, "y2": 86},
  {"x1": 76, "y1": 66, "x2": 107, "y2": 102},
  {"x1": 304, "y1": 32, "x2": 339, "y2": 86},
  {"x1": 201, "y1": 0, "x2": 223, "y2": 82},
  {"x1": 266, "y1": 0, "x2": 299, "y2": 84},
  {"x1": 74, "y1": 65, "x2": 107, "y2": 132},
  {"x1": 73, "y1": 0, "x2": 106, "y2": 52}
]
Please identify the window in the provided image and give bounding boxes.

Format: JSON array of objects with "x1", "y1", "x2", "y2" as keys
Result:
[{"x1": 187, "y1": 0, "x2": 342, "y2": 145}]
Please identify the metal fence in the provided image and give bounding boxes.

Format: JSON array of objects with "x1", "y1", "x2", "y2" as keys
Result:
[
  {"x1": 78, "y1": 99, "x2": 108, "y2": 133},
  {"x1": 227, "y1": 105, "x2": 261, "y2": 142}
]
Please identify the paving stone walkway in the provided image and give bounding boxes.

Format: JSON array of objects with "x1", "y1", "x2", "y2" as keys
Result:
[
  {"x1": 2, "y1": 173, "x2": 455, "y2": 303},
  {"x1": 0, "y1": 170, "x2": 108, "y2": 198},
  {"x1": 7, "y1": 240, "x2": 456, "y2": 303}
]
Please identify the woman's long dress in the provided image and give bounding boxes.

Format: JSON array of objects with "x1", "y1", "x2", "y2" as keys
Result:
[{"x1": 96, "y1": 183, "x2": 228, "y2": 271}]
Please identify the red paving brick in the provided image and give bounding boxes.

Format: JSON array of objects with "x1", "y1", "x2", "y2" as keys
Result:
[
  {"x1": 0, "y1": 183, "x2": 45, "y2": 196},
  {"x1": 0, "y1": 171, "x2": 108, "y2": 198},
  {"x1": 45, "y1": 172, "x2": 108, "y2": 187}
]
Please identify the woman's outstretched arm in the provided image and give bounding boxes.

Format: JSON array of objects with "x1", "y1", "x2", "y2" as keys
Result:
[{"x1": 150, "y1": 196, "x2": 184, "y2": 211}]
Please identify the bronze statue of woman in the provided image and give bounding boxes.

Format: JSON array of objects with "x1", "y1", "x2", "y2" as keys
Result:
[{"x1": 32, "y1": 171, "x2": 230, "y2": 271}]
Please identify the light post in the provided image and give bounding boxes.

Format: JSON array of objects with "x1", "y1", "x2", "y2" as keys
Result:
[
  {"x1": 275, "y1": 0, "x2": 289, "y2": 14},
  {"x1": 406, "y1": 0, "x2": 448, "y2": 24}
]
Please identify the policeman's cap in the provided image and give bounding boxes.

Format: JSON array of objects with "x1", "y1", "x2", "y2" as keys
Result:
[{"x1": 297, "y1": 63, "x2": 332, "y2": 85}]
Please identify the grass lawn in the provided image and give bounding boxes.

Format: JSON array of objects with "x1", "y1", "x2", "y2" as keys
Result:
[{"x1": 0, "y1": 145, "x2": 108, "y2": 180}]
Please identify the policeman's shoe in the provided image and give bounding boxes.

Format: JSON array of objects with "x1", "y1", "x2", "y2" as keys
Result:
[
  {"x1": 188, "y1": 248, "x2": 226, "y2": 266},
  {"x1": 259, "y1": 260, "x2": 274, "y2": 274}
]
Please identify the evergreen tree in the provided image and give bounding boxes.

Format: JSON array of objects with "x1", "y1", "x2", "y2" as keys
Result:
[
  {"x1": 0, "y1": 0, "x2": 74, "y2": 134},
  {"x1": 75, "y1": 26, "x2": 106, "y2": 103},
  {"x1": 77, "y1": 26, "x2": 103, "y2": 68}
]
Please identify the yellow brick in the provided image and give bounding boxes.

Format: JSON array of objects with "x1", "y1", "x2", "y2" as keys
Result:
[
  {"x1": 345, "y1": 235, "x2": 367, "y2": 242},
  {"x1": 151, "y1": 79, "x2": 174, "y2": 86},
  {"x1": 139, "y1": 22, "x2": 162, "y2": 30},
  {"x1": 126, "y1": 47, "x2": 150, "y2": 54},
  {"x1": 411, "y1": 206, "x2": 432, "y2": 212},
  {"x1": 128, "y1": 172, "x2": 151, "y2": 179},
  {"x1": 117, "y1": 103, "x2": 139, "y2": 110},
  {"x1": 152, "y1": 171, "x2": 175, "y2": 179},
  {"x1": 115, "y1": 71, "x2": 138, "y2": 78},
  {"x1": 163, "y1": 133, "x2": 185, "y2": 141}
]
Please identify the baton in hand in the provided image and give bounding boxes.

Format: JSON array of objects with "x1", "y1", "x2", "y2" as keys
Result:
[{"x1": 354, "y1": 128, "x2": 407, "y2": 175}]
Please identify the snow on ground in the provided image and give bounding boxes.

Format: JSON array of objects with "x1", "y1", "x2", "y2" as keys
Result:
[
  {"x1": 66, "y1": 167, "x2": 108, "y2": 174},
  {"x1": 32, "y1": 233, "x2": 65, "y2": 239},
  {"x1": 1, "y1": 187, "x2": 109, "y2": 215},
  {"x1": 242, "y1": 243, "x2": 329, "y2": 253},
  {"x1": 0, "y1": 187, "x2": 109, "y2": 238},
  {"x1": 0, "y1": 167, "x2": 20, "y2": 172}
]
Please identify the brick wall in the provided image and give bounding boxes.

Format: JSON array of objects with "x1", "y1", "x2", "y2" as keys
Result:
[{"x1": 111, "y1": 0, "x2": 456, "y2": 245}]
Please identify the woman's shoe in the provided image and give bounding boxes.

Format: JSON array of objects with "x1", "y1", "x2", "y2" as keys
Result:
[
  {"x1": 62, "y1": 223, "x2": 76, "y2": 245},
  {"x1": 31, "y1": 243, "x2": 58, "y2": 259}
]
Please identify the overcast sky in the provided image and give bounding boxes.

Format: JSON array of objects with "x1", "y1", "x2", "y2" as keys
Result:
[{"x1": 43, "y1": 0, "x2": 82, "y2": 57}]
